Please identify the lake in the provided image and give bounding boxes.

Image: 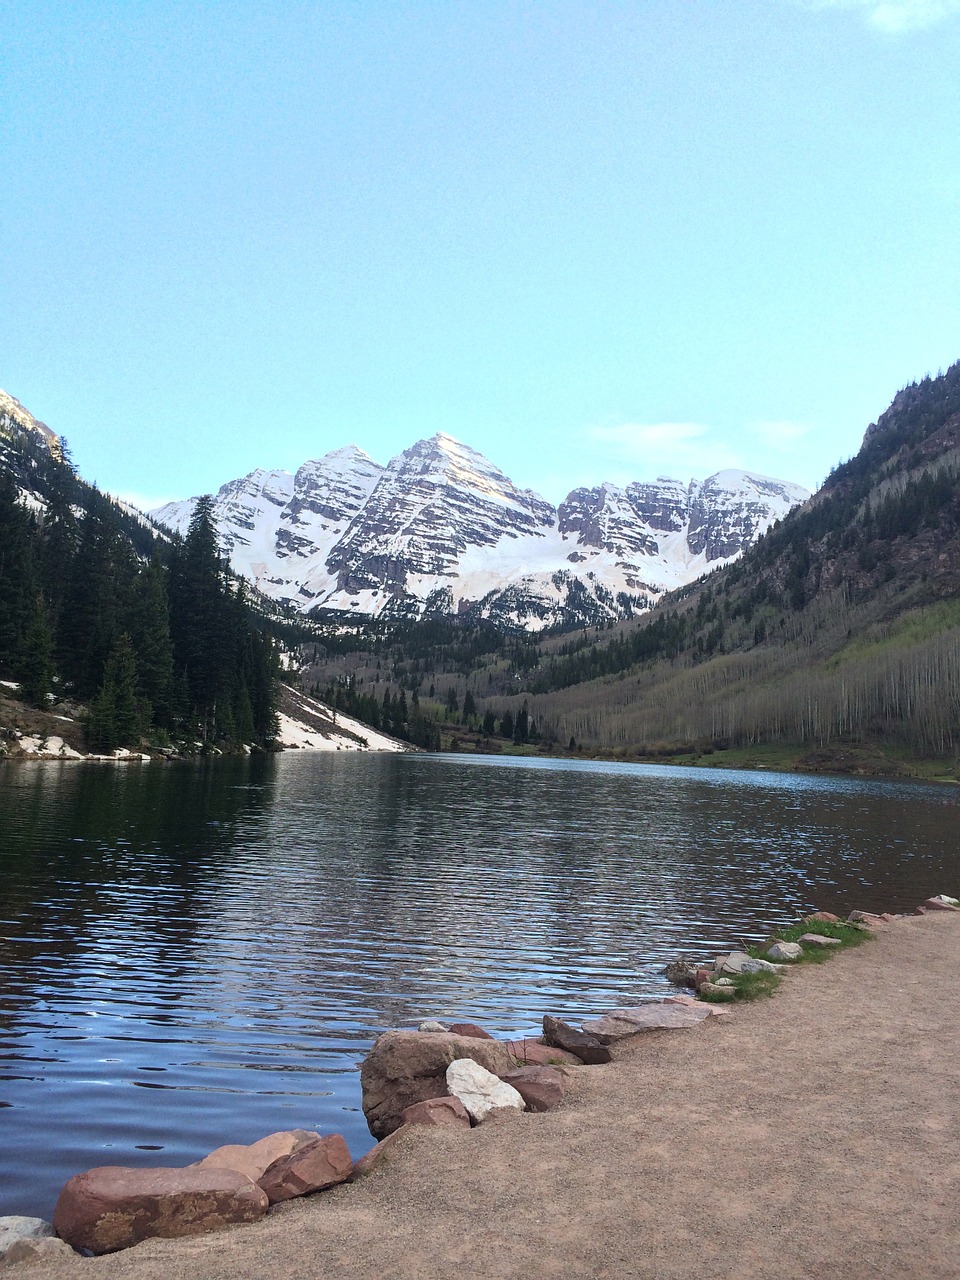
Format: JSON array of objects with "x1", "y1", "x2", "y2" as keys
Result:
[{"x1": 1, "y1": 751, "x2": 958, "y2": 1218}]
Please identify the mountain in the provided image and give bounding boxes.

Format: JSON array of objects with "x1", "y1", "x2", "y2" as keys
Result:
[
  {"x1": 514, "y1": 361, "x2": 960, "y2": 764},
  {"x1": 150, "y1": 434, "x2": 809, "y2": 630}
]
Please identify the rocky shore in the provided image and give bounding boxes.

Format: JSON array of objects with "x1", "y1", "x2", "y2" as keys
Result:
[{"x1": 4, "y1": 896, "x2": 960, "y2": 1277}]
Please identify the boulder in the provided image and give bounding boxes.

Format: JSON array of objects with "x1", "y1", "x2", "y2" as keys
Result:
[
  {"x1": 847, "y1": 911, "x2": 890, "y2": 927},
  {"x1": 257, "y1": 1134, "x2": 352, "y2": 1204},
  {"x1": 698, "y1": 982, "x2": 736, "y2": 1001},
  {"x1": 53, "y1": 1165, "x2": 269, "y2": 1255},
  {"x1": 581, "y1": 1002, "x2": 714, "y2": 1043},
  {"x1": 933, "y1": 893, "x2": 959, "y2": 906},
  {"x1": 798, "y1": 932, "x2": 842, "y2": 947},
  {"x1": 400, "y1": 1097, "x2": 471, "y2": 1129},
  {"x1": 0, "y1": 1217, "x2": 75, "y2": 1267},
  {"x1": 767, "y1": 941, "x2": 804, "y2": 962},
  {"x1": 351, "y1": 1125, "x2": 412, "y2": 1178},
  {"x1": 739, "y1": 957, "x2": 780, "y2": 974},
  {"x1": 504, "y1": 1038, "x2": 583, "y2": 1067},
  {"x1": 804, "y1": 910, "x2": 841, "y2": 923},
  {"x1": 920, "y1": 897, "x2": 960, "y2": 912},
  {"x1": 499, "y1": 1066, "x2": 565, "y2": 1112},
  {"x1": 447, "y1": 1022, "x2": 495, "y2": 1040},
  {"x1": 417, "y1": 1020, "x2": 450, "y2": 1033},
  {"x1": 664, "y1": 958, "x2": 697, "y2": 987},
  {"x1": 542, "y1": 1016, "x2": 612, "y2": 1065},
  {"x1": 716, "y1": 951, "x2": 756, "y2": 975},
  {"x1": 193, "y1": 1129, "x2": 320, "y2": 1182},
  {"x1": 445, "y1": 1059, "x2": 525, "y2": 1123},
  {"x1": 361, "y1": 1030, "x2": 515, "y2": 1139}
]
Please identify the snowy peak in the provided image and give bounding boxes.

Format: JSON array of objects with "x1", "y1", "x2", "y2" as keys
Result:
[
  {"x1": 0, "y1": 389, "x2": 59, "y2": 454},
  {"x1": 148, "y1": 436, "x2": 809, "y2": 628}
]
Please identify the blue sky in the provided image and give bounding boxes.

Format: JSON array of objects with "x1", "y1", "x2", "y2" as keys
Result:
[{"x1": 3, "y1": 0, "x2": 959, "y2": 508}]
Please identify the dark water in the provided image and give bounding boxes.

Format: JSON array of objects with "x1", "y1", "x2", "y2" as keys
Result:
[{"x1": 1, "y1": 751, "x2": 958, "y2": 1218}]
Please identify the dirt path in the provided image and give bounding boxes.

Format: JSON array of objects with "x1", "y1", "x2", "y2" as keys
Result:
[{"x1": 28, "y1": 912, "x2": 960, "y2": 1279}]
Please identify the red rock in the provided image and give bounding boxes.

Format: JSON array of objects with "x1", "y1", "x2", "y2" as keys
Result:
[
  {"x1": 257, "y1": 1134, "x2": 352, "y2": 1204},
  {"x1": 920, "y1": 897, "x2": 960, "y2": 912},
  {"x1": 692, "y1": 968, "x2": 712, "y2": 991},
  {"x1": 447, "y1": 1022, "x2": 495, "y2": 1040},
  {"x1": 914, "y1": 906, "x2": 928, "y2": 915},
  {"x1": 360, "y1": 1031, "x2": 515, "y2": 1139},
  {"x1": 499, "y1": 1066, "x2": 565, "y2": 1112},
  {"x1": 193, "y1": 1129, "x2": 320, "y2": 1182},
  {"x1": 504, "y1": 1038, "x2": 583, "y2": 1067},
  {"x1": 542, "y1": 1016, "x2": 612, "y2": 1065},
  {"x1": 805, "y1": 910, "x2": 841, "y2": 923},
  {"x1": 53, "y1": 1165, "x2": 268, "y2": 1255},
  {"x1": 351, "y1": 1124, "x2": 412, "y2": 1178},
  {"x1": 400, "y1": 1097, "x2": 471, "y2": 1128}
]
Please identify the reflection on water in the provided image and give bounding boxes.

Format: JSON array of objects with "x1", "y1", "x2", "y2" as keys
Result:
[{"x1": 1, "y1": 752, "x2": 958, "y2": 1217}]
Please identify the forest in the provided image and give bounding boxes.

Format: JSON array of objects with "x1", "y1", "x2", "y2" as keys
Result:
[{"x1": 0, "y1": 419, "x2": 279, "y2": 752}]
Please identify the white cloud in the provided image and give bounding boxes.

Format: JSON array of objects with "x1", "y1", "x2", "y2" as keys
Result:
[
  {"x1": 750, "y1": 420, "x2": 813, "y2": 451},
  {"x1": 111, "y1": 490, "x2": 178, "y2": 514},
  {"x1": 586, "y1": 421, "x2": 741, "y2": 483},
  {"x1": 803, "y1": 0, "x2": 960, "y2": 31}
]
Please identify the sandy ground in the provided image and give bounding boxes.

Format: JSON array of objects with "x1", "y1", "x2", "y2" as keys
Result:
[{"x1": 27, "y1": 911, "x2": 960, "y2": 1280}]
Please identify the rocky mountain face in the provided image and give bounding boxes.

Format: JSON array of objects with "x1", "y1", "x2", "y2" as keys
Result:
[{"x1": 152, "y1": 432, "x2": 809, "y2": 630}]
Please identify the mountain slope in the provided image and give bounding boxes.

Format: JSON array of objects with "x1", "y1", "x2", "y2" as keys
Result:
[
  {"x1": 150, "y1": 435, "x2": 808, "y2": 630},
  {"x1": 515, "y1": 361, "x2": 960, "y2": 762}
]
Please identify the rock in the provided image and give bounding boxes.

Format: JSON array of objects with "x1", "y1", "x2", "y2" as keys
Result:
[
  {"x1": 716, "y1": 951, "x2": 754, "y2": 975},
  {"x1": 739, "y1": 957, "x2": 780, "y2": 974},
  {"x1": 663, "y1": 994, "x2": 727, "y2": 1016},
  {"x1": 933, "y1": 893, "x2": 960, "y2": 906},
  {"x1": 713, "y1": 977, "x2": 735, "y2": 986},
  {"x1": 0, "y1": 1219, "x2": 55, "y2": 1250},
  {"x1": 193, "y1": 1129, "x2": 320, "y2": 1182},
  {"x1": 692, "y1": 968, "x2": 713, "y2": 991},
  {"x1": 504, "y1": 1038, "x2": 583, "y2": 1067},
  {"x1": 257, "y1": 1134, "x2": 353, "y2": 1204},
  {"x1": 798, "y1": 933, "x2": 842, "y2": 948},
  {"x1": 0, "y1": 1218, "x2": 75, "y2": 1267},
  {"x1": 445, "y1": 1059, "x2": 525, "y2": 1122},
  {"x1": 698, "y1": 982, "x2": 736, "y2": 1000},
  {"x1": 920, "y1": 897, "x2": 960, "y2": 912},
  {"x1": 767, "y1": 941, "x2": 804, "y2": 961},
  {"x1": 53, "y1": 1165, "x2": 269, "y2": 1254},
  {"x1": 1, "y1": 1237, "x2": 76, "y2": 1267},
  {"x1": 542, "y1": 1016, "x2": 612, "y2": 1065},
  {"x1": 351, "y1": 1125, "x2": 412, "y2": 1178},
  {"x1": 417, "y1": 1020, "x2": 450, "y2": 1033},
  {"x1": 447, "y1": 1022, "x2": 495, "y2": 1040},
  {"x1": 804, "y1": 910, "x2": 841, "y2": 923},
  {"x1": 499, "y1": 1066, "x2": 565, "y2": 1112},
  {"x1": 847, "y1": 911, "x2": 887, "y2": 927},
  {"x1": 664, "y1": 958, "x2": 697, "y2": 987},
  {"x1": 360, "y1": 1030, "x2": 516, "y2": 1139},
  {"x1": 400, "y1": 1097, "x2": 471, "y2": 1129},
  {"x1": 581, "y1": 1002, "x2": 714, "y2": 1043}
]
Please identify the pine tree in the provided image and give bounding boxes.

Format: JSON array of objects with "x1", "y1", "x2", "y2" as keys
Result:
[{"x1": 17, "y1": 594, "x2": 55, "y2": 708}]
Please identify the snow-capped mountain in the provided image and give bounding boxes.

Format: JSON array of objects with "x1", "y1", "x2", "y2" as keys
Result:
[{"x1": 150, "y1": 434, "x2": 809, "y2": 629}]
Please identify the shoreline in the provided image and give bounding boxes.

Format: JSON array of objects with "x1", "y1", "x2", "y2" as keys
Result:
[{"x1": 17, "y1": 908, "x2": 960, "y2": 1278}]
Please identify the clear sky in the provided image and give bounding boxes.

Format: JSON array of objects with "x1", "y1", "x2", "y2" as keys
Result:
[{"x1": 3, "y1": 0, "x2": 959, "y2": 509}]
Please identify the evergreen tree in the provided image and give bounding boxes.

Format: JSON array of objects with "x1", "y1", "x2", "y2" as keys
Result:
[{"x1": 17, "y1": 594, "x2": 55, "y2": 708}]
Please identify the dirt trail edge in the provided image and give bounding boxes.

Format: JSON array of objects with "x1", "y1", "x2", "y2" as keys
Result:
[{"x1": 27, "y1": 912, "x2": 960, "y2": 1280}]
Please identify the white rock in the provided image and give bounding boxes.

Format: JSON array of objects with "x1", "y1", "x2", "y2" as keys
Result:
[
  {"x1": 934, "y1": 894, "x2": 959, "y2": 906},
  {"x1": 445, "y1": 1058, "x2": 525, "y2": 1123},
  {"x1": 0, "y1": 1218, "x2": 74, "y2": 1266},
  {"x1": 418, "y1": 1020, "x2": 450, "y2": 1033},
  {"x1": 767, "y1": 941, "x2": 804, "y2": 962},
  {"x1": 717, "y1": 951, "x2": 753, "y2": 975},
  {"x1": 739, "y1": 957, "x2": 780, "y2": 974}
]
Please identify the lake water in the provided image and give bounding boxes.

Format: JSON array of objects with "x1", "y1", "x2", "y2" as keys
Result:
[{"x1": 1, "y1": 751, "x2": 958, "y2": 1218}]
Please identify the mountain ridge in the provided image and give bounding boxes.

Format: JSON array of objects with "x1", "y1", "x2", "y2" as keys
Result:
[{"x1": 150, "y1": 434, "x2": 808, "y2": 630}]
